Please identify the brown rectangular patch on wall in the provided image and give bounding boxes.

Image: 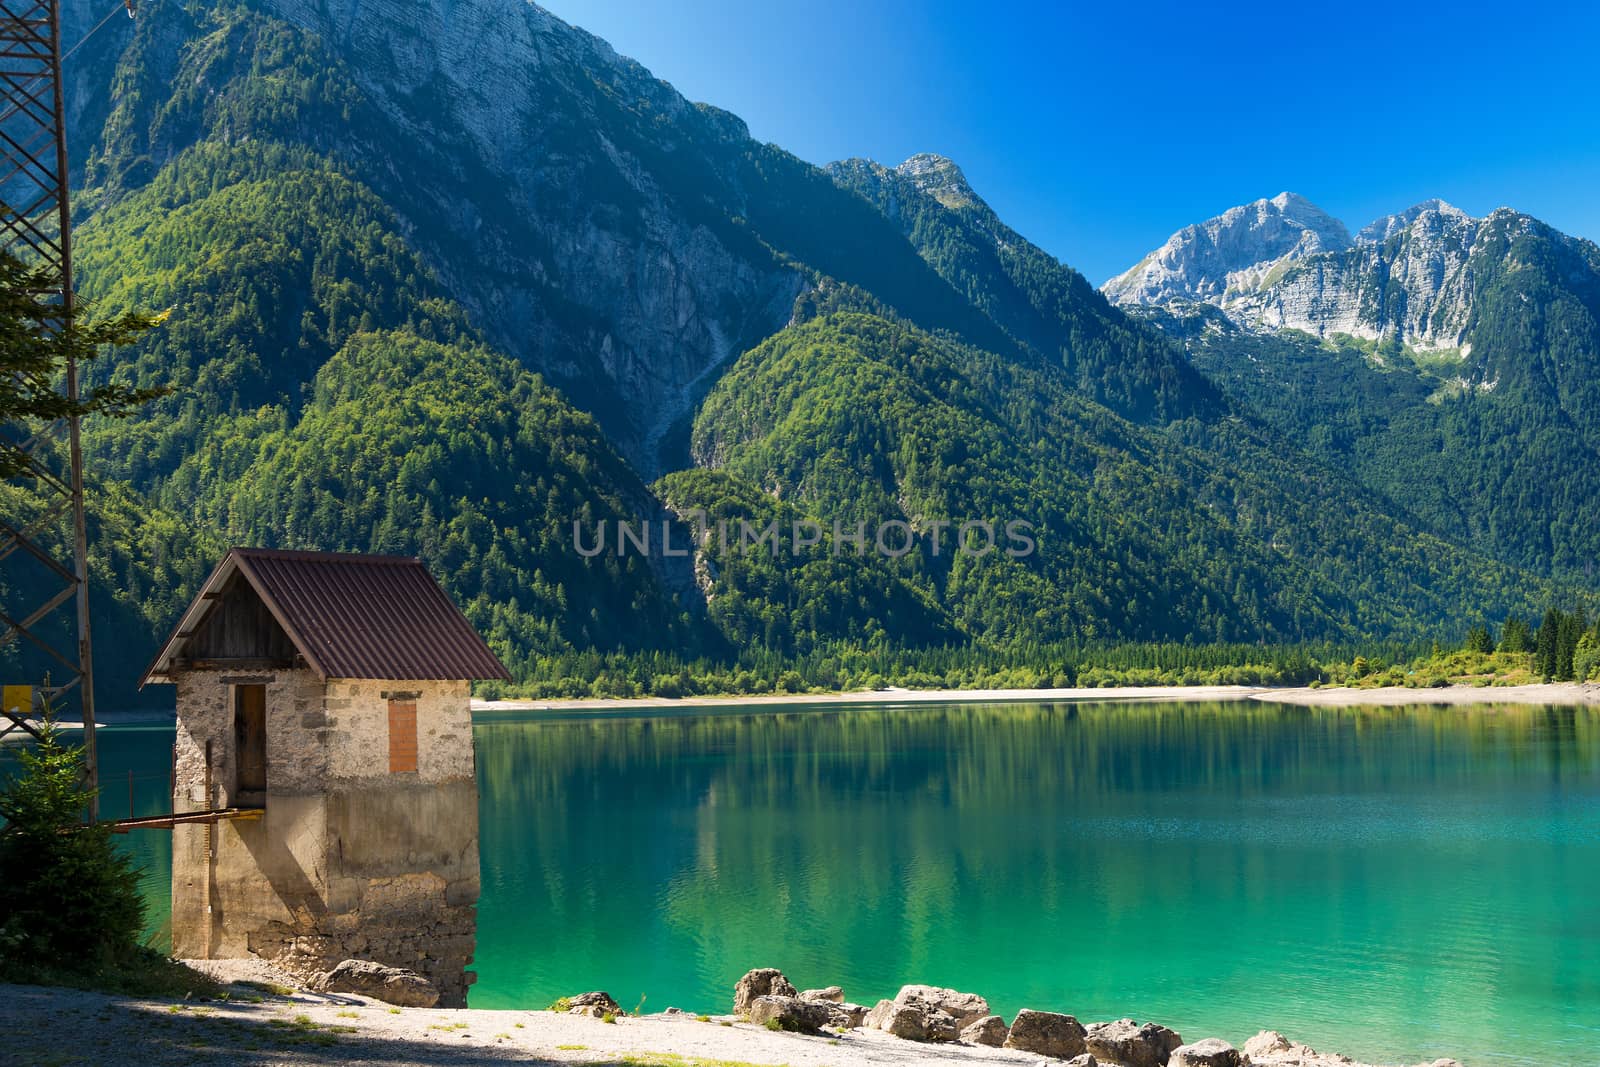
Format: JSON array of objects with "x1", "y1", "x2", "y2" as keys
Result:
[{"x1": 388, "y1": 699, "x2": 418, "y2": 774}]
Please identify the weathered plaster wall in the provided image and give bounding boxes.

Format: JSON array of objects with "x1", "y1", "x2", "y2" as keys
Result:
[
  {"x1": 171, "y1": 795, "x2": 331, "y2": 963},
  {"x1": 171, "y1": 674, "x2": 480, "y2": 1005}
]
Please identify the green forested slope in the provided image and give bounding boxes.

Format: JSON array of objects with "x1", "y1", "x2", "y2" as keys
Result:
[
  {"x1": 179, "y1": 330, "x2": 704, "y2": 677},
  {"x1": 75, "y1": 141, "x2": 468, "y2": 484},
  {"x1": 1157, "y1": 285, "x2": 1600, "y2": 579},
  {"x1": 827, "y1": 156, "x2": 1221, "y2": 425},
  {"x1": 67, "y1": 139, "x2": 702, "y2": 691},
  {"x1": 683, "y1": 307, "x2": 1546, "y2": 647}
]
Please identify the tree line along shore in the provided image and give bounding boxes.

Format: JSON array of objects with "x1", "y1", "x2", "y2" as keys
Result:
[{"x1": 480, "y1": 608, "x2": 1600, "y2": 702}]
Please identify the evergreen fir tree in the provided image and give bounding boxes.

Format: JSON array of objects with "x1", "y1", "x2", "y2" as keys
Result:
[{"x1": 1535, "y1": 608, "x2": 1561, "y2": 679}]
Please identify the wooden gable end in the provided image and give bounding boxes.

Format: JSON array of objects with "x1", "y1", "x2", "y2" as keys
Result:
[{"x1": 181, "y1": 571, "x2": 299, "y2": 667}]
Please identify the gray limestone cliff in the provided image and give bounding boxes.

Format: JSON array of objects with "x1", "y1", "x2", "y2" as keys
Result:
[
  {"x1": 1103, "y1": 192, "x2": 1598, "y2": 357},
  {"x1": 77, "y1": 0, "x2": 806, "y2": 474}
]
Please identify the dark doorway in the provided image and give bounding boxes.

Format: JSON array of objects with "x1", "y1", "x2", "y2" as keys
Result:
[{"x1": 234, "y1": 684, "x2": 267, "y2": 804}]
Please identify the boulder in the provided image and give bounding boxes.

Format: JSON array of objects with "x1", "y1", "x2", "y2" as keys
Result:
[
  {"x1": 1241, "y1": 1032, "x2": 1292, "y2": 1059},
  {"x1": 1241, "y1": 1029, "x2": 1356, "y2": 1067},
  {"x1": 1085, "y1": 1018, "x2": 1183, "y2": 1067},
  {"x1": 960, "y1": 1014, "x2": 1010, "y2": 1046},
  {"x1": 566, "y1": 991, "x2": 624, "y2": 1017},
  {"x1": 800, "y1": 986, "x2": 844, "y2": 1003},
  {"x1": 1240, "y1": 1030, "x2": 1460, "y2": 1067},
  {"x1": 1169, "y1": 1038, "x2": 1246, "y2": 1067},
  {"x1": 1003, "y1": 1009, "x2": 1088, "y2": 1059},
  {"x1": 1065, "y1": 1057, "x2": 1100, "y2": 1067},
  {"x1": 826, "y1": 1002, "x2": 870, "y2": 1029},
  {"x1": 310, "y1": 959, "x2": 439, "y2": 1008},
  {"x1": 733, "y1": 968, "x2": 798, "y2": 1014},
  {"x1": 894, "y1": 984, "x2": 991, "y2": 1029},
  {"x1": 864, "y1": 998, "x2": 957, "y2": 1041},
  {"x1": 747, "y1": 995, "x2": 833, "y2": 1034}
]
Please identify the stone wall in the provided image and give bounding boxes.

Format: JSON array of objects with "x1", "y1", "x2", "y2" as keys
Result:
[
  {"x1": 320, "y1": 679, "x2": 474, "y2": 784},
  {"x1": 173, "y1": 668, "x2": 323, "y2": 808},
  {"x1": 170, "y1": 673, "x2": 480, "y2": 1005}
]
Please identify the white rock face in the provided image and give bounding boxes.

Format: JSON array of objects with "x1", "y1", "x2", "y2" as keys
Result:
[
  {"x1": 1104, "y1": 193, "x2": 1511, "y2": 352},
  {"x1": 1236, "y1": 200, "x2": 1480, "y2": 349},
  {"x1": 895, "y1": 153, "x2": 979, "y2": 209},
  {"x1": 1103, "y1": 192, "x2": 1351, "y2": 307}
]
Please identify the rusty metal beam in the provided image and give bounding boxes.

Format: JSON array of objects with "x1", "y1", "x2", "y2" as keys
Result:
[{"x1": 104, "y1": 807, "x2": 265, "y2": 834}]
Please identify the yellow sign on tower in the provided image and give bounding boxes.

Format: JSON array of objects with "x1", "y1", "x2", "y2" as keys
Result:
[{"x1": 2, "y1": 685, "x2": 34, "y2": 716}]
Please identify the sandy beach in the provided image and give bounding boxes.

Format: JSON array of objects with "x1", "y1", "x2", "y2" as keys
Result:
[
  {"x1": 1254, "y1": 681, "x2": 1600, "y2": 707},
  {"x1": 477, "y1": 681, "x2": 1600, "y2": 714}
]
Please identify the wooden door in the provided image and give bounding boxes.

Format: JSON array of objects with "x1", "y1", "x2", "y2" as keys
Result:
[{"x1": 234, "y1": 684, "x2": 267, "y2": 797}]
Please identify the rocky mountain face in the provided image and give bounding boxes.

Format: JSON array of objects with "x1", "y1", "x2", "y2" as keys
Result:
[
  {"x1": 75, "y1": 0, "x2": 812, "y2": 474},
  {"x1": 1103, "y1": 192, "x2": 1351, "y2": 309},
  {"x1": 83, "y1": 0, "x2": 1061, "y2": 476},
  {"x1": 1105, "y1": 193, "x2": 1600, "y2": 360}
]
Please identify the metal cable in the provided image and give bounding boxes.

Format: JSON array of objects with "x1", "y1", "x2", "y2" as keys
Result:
[
  {"x1": 62, "y1": 0, "x2": 132, "y2": 62},
  {"x1": 0, "y1": 1, "x2": 136, "y2": 128}
]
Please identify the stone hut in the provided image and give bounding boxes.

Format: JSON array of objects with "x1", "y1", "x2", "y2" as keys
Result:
[{"x1": 142, "y1": 548, "x2": 510, "y2": 1006}]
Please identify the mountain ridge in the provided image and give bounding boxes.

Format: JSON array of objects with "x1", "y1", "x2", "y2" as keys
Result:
[{"x1": 1104, "y1": 191, "x2": 1600, "y2": 355}]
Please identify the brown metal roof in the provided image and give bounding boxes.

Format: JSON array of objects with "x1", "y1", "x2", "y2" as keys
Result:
[{"x1": 143, "y1": 548, "x2": 511, "y2": 685}]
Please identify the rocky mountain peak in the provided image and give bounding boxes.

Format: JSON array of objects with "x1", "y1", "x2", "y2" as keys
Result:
[
  {"x1": 1356, "y1": 199, "x2": 1472, "y2": 244},
  {"x1": 1266, "y1": 190, "x2": 1326, "y2": 216},
  {"x1": 258, "y1": 0, "x2": 694, "y2": 165},
  {"x1": 1101, "y1": 192, "x2": 1350, "y2": 306},
  {"x1": 895, "y1": 153, "x2": 978, "y2": 209}
]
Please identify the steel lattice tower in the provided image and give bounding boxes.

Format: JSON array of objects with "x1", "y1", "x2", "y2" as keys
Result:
[{"x1": 0, "y1": 0, "x2": 98, "y2": 819}]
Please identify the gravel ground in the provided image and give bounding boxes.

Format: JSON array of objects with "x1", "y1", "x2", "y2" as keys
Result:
[
  {"x1": 1, "y1": 972, "x2": 1465, "y2": 1067},
  {"x1": 0, "y1": 977, "x2": 1044, "y2": 1067}
]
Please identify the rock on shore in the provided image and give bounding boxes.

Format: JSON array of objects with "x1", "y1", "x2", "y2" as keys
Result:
[
  {"x1": 863, "y1": 984, "x2": 992, "y2": 1042},
  {"x1": 959, "y1": 1014, "x2": 1009, "y2": 1046},
  {"x1": 727, "y1": 968, "x2": 1463, "y2": 1067},
  {"x1": 1171, "y1": 1038, "x2": 1247, "y2": 1066},
  {"x1": 307, "y1": 959, "x2": 439, "y2": 1007},
  {"x1": 1003, "y1": 1008, "x2": 1088, "y2": 1058},
  {"x1": 732, "y1": 967, "x2": 797, "y2": 1014},
  {"x1": 748, "y1": 995, "x2": 834, "y2": 1034},
  {"x1": 564, "y1": 991, "x2": 626, "y2": 1018},
  {"x1": 895, "y1": 985, "x2": 992, "y2": 1030},
  {"x1": 1084, "y1": 1017, "x2": 1183, "y2": 1066},
  {"x1": 1244, "y1": 1029, "x2": 1463, "y2": 1067}
]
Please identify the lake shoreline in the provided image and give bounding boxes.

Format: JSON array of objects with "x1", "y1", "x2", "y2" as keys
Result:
[
  {"x1": 476, "y1": 680, "x2": 1600, "y2": 713},
  {"x1": 0, "y1": 971, "x2": 1465, "y2": 1067}
]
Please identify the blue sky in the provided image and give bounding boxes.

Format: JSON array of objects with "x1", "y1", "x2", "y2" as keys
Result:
[{"x1": 542, "y1": 0, "x2": 1600, "y2": 285}]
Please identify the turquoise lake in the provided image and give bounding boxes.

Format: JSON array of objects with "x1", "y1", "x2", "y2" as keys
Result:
[{"x1": 82, "y1": 700, "x2": 1600, "y2": 1066}]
